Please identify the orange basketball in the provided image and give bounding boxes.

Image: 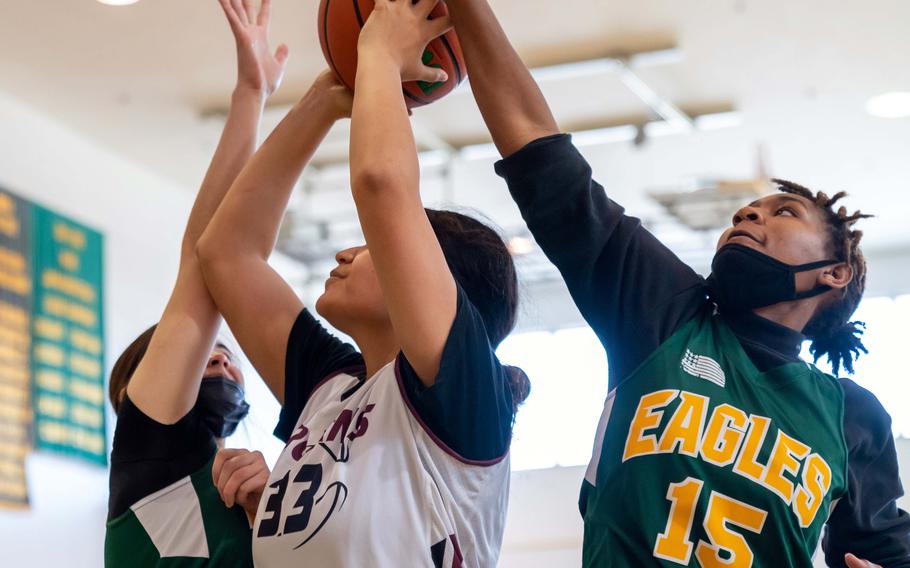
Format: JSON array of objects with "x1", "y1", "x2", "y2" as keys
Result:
[{"x1": 317, "y1": 0, "x2": 466, "y2": 108}]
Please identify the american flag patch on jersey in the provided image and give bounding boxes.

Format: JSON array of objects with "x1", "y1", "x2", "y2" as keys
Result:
[{"x1": 681, "y1": 349, "x2": 726, "y2": 388}]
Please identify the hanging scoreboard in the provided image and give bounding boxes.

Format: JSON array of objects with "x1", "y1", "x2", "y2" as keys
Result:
[
  {"x1": 31, "y1": 204, "x2": 106, "y2": 466},
  {"x1": 0, "y1": 189, "x2": 32, "y2": 509},
  {"x1": 0, "y1": 187, "x2": 106, "y2": 509}
]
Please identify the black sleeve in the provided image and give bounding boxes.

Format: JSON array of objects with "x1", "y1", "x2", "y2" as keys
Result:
[
  {"x1": 397, "y1": 285, "x2": 513, "y2": 462},
  {"x1": 108, "y1": 394, "x2": 215, "y2": 520},
  {"x1": 495, "y1": 134, "x2": 707, "y2": 386},
  {"x1": 823, "y1": 379, "x2": 910, "y2": 567},
  {"x1": 274, "y1": 308, "x2": 364, "y2": 442}
]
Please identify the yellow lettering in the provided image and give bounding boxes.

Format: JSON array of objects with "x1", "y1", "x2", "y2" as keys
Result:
[
  {"x1": 700, "y1": 404, "x2": 748, "y2": 467},
  {"x1": 762, "y1": 430, "x2": 810, "y2": 504},
  {"x1": 732, "y1": 415, "x2": 771, "y2": 483},
  {"x1": 793, "y1": 453, "x2": 833, "y2": 527},
  {"x1": 658, "y1": 392, "x2": 709, "y2": 457},
  {"x1": 695, "y1": 492, "x2": 768, "y2": 567},
  {"x1": 623, "y1": 390, "x2": 679, "y2": 461}
]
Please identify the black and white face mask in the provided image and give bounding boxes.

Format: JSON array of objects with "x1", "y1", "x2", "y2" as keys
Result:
[
  {"x1": 706, "y1": 243, "x2": 839, "y2": 312},
  {"x1": 195, "y1": 376, "x2": 250, "y2": 439}
]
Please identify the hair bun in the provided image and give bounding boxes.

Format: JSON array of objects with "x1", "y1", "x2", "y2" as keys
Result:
[{"x1": 504, "y1": 365, "x2": 531, "y2": 407}]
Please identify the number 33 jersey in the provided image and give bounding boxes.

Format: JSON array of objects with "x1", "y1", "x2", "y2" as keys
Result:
[
  {"x1": 581, "y1": 310, "x2": 849, "y2": 567},
  {"x1": 251, "y1": 360, "x2": 510, "y2": 567}
]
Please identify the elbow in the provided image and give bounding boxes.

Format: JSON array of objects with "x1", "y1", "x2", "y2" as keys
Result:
[
  {"x1": 194, "y1": 230, "x2": 221, "y2": 271},
  {"x1": 350, "y1": 166, "x2": 409, "y2": 201}
]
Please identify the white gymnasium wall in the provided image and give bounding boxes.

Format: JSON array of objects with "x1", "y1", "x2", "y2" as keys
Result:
[{"x1": 0, "y1": 90, "x2": 193, "y2": 567}]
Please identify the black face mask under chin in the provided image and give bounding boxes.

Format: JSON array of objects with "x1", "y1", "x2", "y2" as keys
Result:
[
  {"x1": 706, "y1": 243, "x2": 840, "y2": 312},
  {"x1": 195, "y1": 376, "x2": 250, "y2": 439}
]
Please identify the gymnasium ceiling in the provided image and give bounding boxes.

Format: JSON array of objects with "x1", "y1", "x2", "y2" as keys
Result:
[{"x1": 1, "y1": 0, "x2": 909, "y2": 259}]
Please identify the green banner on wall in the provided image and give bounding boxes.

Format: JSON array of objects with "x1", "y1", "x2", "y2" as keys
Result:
[
  {"x1": 0, "y1": 188, "x2": 32, "y2": 509},
  {"x1": 30, "y1": 204, "x2": 106, "y2": 466}
]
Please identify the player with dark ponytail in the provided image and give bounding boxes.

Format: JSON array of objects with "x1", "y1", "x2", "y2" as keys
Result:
[
  {"x1": 442, "y1": 0, "x2": 910, "y2": 565},
  {"x1": 196, "y1": 1, "x2": 526, "y2": 565}
]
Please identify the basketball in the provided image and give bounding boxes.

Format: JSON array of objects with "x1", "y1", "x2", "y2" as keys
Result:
[{"x1": 318, "y1": 0, "x2": 466, "y2": 108}]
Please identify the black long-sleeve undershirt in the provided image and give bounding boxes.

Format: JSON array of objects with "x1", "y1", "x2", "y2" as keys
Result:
[{"x1": 494, "y1": 133, "x2": 910, "y2": 566}]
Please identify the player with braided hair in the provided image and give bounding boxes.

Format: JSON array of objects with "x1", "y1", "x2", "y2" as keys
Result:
[
  {"x1": 441, "y1": 0, "x2": 910, "y2": 565},
  {"x1": 774, "y1": 179, "x2": 873, "y2": 375}
]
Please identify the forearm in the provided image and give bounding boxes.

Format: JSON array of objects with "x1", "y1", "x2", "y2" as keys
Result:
[
  {"x1": 350, "y1": 53, "x2": 419, "y2": 196},
  {"x1": 128, "y1": 89, "x2": 266, "y2": 422},
  {"x1": 181, "y1": 88, "x2": 265, "y2": 258},
  {"x1": 446, "y1": 0, "x2": 559, "y2": 156},
  {"x1": 349, "y1": 49, "x2": 457, "y2": 382},
  {"x1": 198, "y1": 87, "x2": 339, "y2": 263}
]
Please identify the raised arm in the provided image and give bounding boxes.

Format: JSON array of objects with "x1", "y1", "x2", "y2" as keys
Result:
[
  {"x1": 446, "y1": 0, "x2": 705, "y2": 387},
  {"x1": 348, "y1": 0, "x2": 457, "y2": 383},
  {"x1": 126, "y1": 0, "x2": 287, "y2": 423},
  {"x1": 196, "y1": 73, "x2": 352, "y2": 402},
  {"x1": 445, "y1": 0, "x2": 558, "y2": 157}
]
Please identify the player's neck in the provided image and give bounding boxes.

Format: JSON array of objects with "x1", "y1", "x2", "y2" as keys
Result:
[
  {"x1": 752, "y1": 298, "x2": 817, "y2": 334},
  {"x1": 352, "y1": 324, "x2": 401, "y2": 379}
]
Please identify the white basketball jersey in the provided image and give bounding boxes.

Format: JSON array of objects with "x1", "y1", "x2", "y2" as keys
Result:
[{"x1": 252, "y1": 359, "x2": 510, "y2": 567}]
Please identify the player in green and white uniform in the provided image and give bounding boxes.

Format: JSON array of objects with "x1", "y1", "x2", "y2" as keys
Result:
[
  {"x1": 104, "y1": 1, "x2": 289, "y2": 565},
  {"x1": 442, "y1": 0, "x2": 910, "y2": 565}
]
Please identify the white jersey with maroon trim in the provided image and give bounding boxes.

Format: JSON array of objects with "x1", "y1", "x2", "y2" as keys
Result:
[{"x1": 252, "y1": 359, "x2": 510, "y2": 567}]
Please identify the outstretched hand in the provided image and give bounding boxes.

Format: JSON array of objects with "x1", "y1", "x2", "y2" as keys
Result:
[
  {"x1": 357, "y1": 0, "x2": 452, "y2": 84},
  {"x1": 218, "y1": 0, "x2": 289, "y2": 97}
]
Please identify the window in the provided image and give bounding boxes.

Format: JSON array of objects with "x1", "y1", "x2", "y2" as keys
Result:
[{"x1": 502, "y1": 295, "x2": 910, "y2": 471}]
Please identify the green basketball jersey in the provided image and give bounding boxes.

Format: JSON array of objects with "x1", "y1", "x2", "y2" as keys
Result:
[
  {"x1": 105, "y1": 455, "x2": 253, "y2": 567},
  {"x1": 581, "y1": 309, "x2": 848, "y2": 567}
]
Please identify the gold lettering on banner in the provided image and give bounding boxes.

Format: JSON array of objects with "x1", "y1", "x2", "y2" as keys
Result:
[
  {"x1": 70, "y1": 354, "x2": 101, "y2": 379},
  {"x1": 0, "y1": 442, "x2": 28, "y2": 460},
  {"x1": 0, "y1": 479, "x2": 28, "y2": 499},
  {"x1": 0, "y1": 326, "x2": 30, "y2": 349},
  {"x1": 36, "y1": 370, "x2": 65, "y2": 391},
  {"x1": 70, "y1": 330, "x2": 102, "y2": 356},
  {"x1": 0, "y1": 273, "x2": 29, "y2": 296},
  {"x1": 37, "y1": 423, "x2": 104, "y2": 455},
  {"x1": 44, "y1": 295, "x2": 96, "y2": 327},
  {"x1": 0, "y1": 364, "x2": 29, "y2": 384},
  {"x1": 0, "y1": 194, "x2": 20, "y2": 238},
  {"x1": 58, "y1": 251, "x2": 80, "y2": 272},
  {"x1": 69, "y1": 379, "x2": 103, "y2": 405},
  {"x1": 0, "y1": 403, "x2": 30, "y2": 424},
  {"x1": 0, "y1": 384, "x2": 28, "y2": 406},
  {"x1": 0, "y1": 344, "x2": 27, "y2": 366},
  {"x1": 34, "y1": 317, "x2": 65, "y2": 341},
  {"x1": 0, "y1": 247, "x2": 25, "y2": 271},
  {"x1": 37, "y1": 395, "x2": 67, "y2": 419},
  {"x1": 0, "y1": 303, "x2": 27, "y2": 328},
  {"x1": 34, "y1": 343, "x2": 65, "y2": 367},
  {"x1": 53, "y1": 222, "x2": 87, "y2": 251},
  {"x1": 42, "y1": 270, "x2": 95, "y2": 303},
  {"x1": 0, "y1": 423, "x2": 28, "y2": 441},
  {"x1": 70, "y1": 404, "x2": 103, "y2": 429},
  {"x1": 0, "y1": 461, "x2": 25, "y2": 479}
]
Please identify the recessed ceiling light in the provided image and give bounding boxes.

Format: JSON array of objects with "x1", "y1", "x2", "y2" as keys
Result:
[
  {"x1": 97, "y1": 0, "x2": 140, "y2": 5},
  {"x1": 866, "y1": 91, "x2": 910, "y2": 119}
]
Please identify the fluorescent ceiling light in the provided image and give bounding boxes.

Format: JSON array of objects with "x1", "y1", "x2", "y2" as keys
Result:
[
  {"x1": 866, "y1": 92, "x2": 910, "y2": 118},
  {"x1": 97, "y1": 0, "x2": 140, "y2": 5}
]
